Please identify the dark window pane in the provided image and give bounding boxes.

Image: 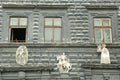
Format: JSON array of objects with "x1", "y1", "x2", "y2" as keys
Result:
[{"x1": 10, "y1": 28, "x2": 26, "y2": 42}]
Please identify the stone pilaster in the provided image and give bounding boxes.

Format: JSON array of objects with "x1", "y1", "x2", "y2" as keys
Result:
[
  {"x1": 0, "y1": 5, "x2": 2, "y2": 42},
  {"x1": 32, "y1": 9, "x2": 40, "y2": 43}
]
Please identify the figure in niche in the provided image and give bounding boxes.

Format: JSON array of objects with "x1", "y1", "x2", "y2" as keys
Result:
[
  {"x1": 57, "y1": 53, "x2": 72, "y2": 73},
  {"x1": 16, "y1": 46, "x2": 28, "y2": 65},
  {"x1": 101, "y1": 44, "x2": 110, "y2": 64}
]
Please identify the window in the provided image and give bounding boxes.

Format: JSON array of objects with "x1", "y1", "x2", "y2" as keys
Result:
[
  {"x1": 10, "y1": 17, "x2": 28, "y2": 42},
  {"x1": 94, "y1": 18, "x2": 112, "y2": 43},
  {"x1": 44, "y1": 17, "x2": 62, "y2": 42}
]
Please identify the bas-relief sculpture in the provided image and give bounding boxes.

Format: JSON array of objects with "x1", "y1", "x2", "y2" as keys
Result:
[
  {"x1": 57, "y1": 53, "x2": 72, "y2": 73},
  {"x1": 16, "y1": 46, "x2": 28, "y2": 65}
]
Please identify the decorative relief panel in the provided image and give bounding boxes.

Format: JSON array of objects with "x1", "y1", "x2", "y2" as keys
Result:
[{"x1": 16, "y1": 46, "x2": 28, "y2": 65}]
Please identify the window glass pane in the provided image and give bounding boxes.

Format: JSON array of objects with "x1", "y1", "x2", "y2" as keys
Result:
[
  {"x1": 54, "y1": 28, "x2": 61, "y2": 42},
  {"x1": 45, "y1": 28, "x2": 52, "y2": 42},
  {"x1": 45, "y1": 18, "x2": 52, "y2": 26},
  {"x1": 103, "y1": 19, "x2": 111, "y2": 26},
  {"x1": 104, "y1": 28, "x2": 112, "y2": 43},
  {"x1": 95, "y1": 28, "x2": 102, "y2": 43},
  {"x1": 94, "y1": 19, "x2": 102, "y2": 26},
  {"x1": 20, "y1": 18, "x2": 27, "y2": 25},
  {"x1": 54, "y1": 18, "x2": 61, "y2": 26},
  {"x1": 10, "y1": 18, "x2": 18, "y2": 25}
]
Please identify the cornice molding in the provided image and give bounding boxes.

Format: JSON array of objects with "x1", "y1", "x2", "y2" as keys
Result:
[
  {"x1": 81, "y1": 63, "x2": 120, "y2": 69},
  {"x1": 0, "y1": 43, "x2": 119, "y2": 48},
  {"x1": 1, "y1": 3, "x2": 70, "y2": 9},
  {"x1": 0, "y1": 64, "x2": 54, "y2": 72},
  {"x1": 82, "y1": 3, "x2": 118, "y2": 9}
]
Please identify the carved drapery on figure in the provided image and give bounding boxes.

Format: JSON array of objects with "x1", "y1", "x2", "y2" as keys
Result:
[
  {"x1": 101, "y1": 44, "x2": 110, "y2": 64},
  {"x1": 57, "y1": 53, "x2": 72, "y2": 73},
  {"x1": 97, "y1": 43, "x2": 111, "y2": 64},
  {"x1": 16, "y1": 46, "x2": 28, "y2": 65}
]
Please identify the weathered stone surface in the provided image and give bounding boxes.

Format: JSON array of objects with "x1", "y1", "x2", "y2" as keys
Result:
[{"x1": 0, "y1": 0, "x2": 119, "y2": 80}]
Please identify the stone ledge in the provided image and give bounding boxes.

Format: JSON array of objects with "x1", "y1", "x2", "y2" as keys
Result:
[
  {"x1": 2, "y1": 3, "x2": 70, "y2": 9},
  {"x1": 81, "y1": 63, "x2": 120, "y2": 69},
  {"x1": 0, "y1": 43, "x2": 120, "y2": 48},
  {"x1": 81, "y1": 3, "x2": 118, "y2": 9},
  {"x1": 0, "y1": 65, "x2": 54, "y2": 72}
]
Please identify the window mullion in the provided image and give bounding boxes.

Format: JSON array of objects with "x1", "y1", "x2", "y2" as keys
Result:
[
  {"x1": 18, "y1": 18, "x2": 20, "y2": 28},
  {"x1": 44, "y1": 17, "x2": 46, "y2": 42},
  {"x1": 52, "y1": 18, "x2": 54, "y2": 42},
  {"x1": 11, "y1": 29, "x2": 13, "y2": 42},
  {"x1": 102, "y1": 18, "x2": 104, "y2": 42},
  {"x1": 60, "y1": 18, "x2": 62, "y2": 42}
]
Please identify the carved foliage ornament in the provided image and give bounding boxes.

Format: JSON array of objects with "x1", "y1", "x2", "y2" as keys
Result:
[{"x1": 16, "y1": 46, "x2": 28, "y2": 65}]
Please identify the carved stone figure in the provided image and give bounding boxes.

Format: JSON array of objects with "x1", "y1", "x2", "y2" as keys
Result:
[
  {"x1": 101, "y1": 44, "x2": 111, "y2": 64},
  {"x1": 57, "y1": 53, "x2": 72, "y2": 73},
  {"x1": 97, "y1": 43, "x2": 103, "y2": 52},
  {"x1": 16, "y1": 46, "x2": 28, "y2": 65}
]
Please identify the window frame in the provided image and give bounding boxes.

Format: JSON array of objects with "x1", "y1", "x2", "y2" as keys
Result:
[
  {"x1": 44, "y1": 17, "x2": 62, "y2": 43},
  {"x1": 9, "y1": 16, "x2": 28, "y2": 42},
  {"x1": 94, "y1": 18, "x2": 112, "y2": 43}
]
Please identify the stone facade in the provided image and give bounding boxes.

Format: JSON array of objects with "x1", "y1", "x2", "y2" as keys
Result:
[{"x1": 0, "y1": 0, "x2": 119, "y2": 80}]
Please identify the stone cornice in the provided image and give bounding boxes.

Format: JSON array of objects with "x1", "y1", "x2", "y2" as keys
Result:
[
  {"x1": 1, "y1": 2, "x2": 72, "y2": 9},
  {"x1": 0, "y1": 64, "x2": 54, "y2": 72},
  {"x1": 2, "y1": 4, "x2": 69, "y2": 9},
  {"x1": 82, "y1": 3, "x2": 118, "y2": 9},
  {"x1": 1, "y1": 2, "x2": 120, "y2": 9},
  {"x1": 81, "y1": 63, "x2": 120, "y2": 69},
  {"x1": 0, "y1": 43, "x2": 119, "y2": 48}
]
